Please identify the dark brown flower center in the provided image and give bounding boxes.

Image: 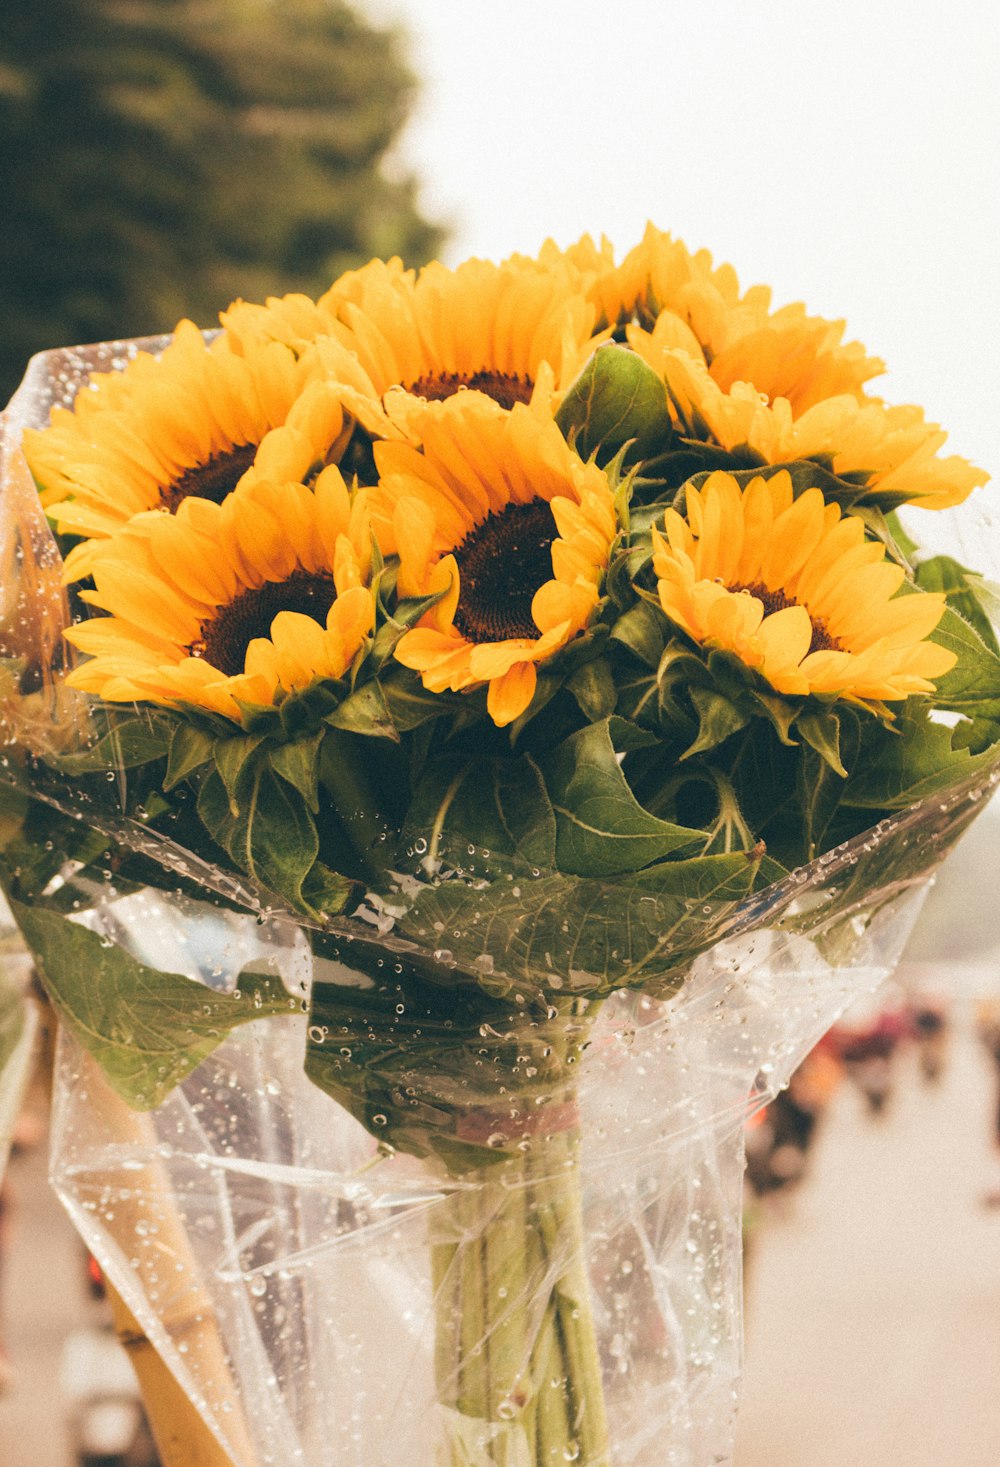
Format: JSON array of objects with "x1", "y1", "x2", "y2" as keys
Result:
[
  {"x1": 743, "y1": 582, "x2": 841, "y2": 655},
  {"x1": 190, "y1": 572, "x2": 336, "y2": 677},
  {"x1": 161, "y1": 443, "x2": 259, "y2": 513},
  {"x1": 452, "y1": 500, "x2": 557, "y2": 644},
  {"x1": 407, "y1": 370, "x2": 534, "y2": 411}
]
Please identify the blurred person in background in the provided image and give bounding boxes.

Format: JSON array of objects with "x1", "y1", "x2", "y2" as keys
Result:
[{"x1": 908, "y1": 992, "x2": 951, "y2": 1083}]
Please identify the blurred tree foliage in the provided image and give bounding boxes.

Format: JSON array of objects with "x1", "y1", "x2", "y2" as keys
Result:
[{"x1": 0, "y1": 0, "x2": 445, "y2": 399}]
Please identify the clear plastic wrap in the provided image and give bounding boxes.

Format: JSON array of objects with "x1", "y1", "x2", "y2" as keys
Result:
[
  {"x1": 3, "y1": 338, "x2": 999, "y2": 1466},
  {"x1": 49, "y1": 853, "x2": 940, "y2": 1467}
]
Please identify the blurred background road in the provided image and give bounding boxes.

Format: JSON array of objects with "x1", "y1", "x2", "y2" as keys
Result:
[{"x1": 736, "y1": 1014, "x2": 1000, "y2": 1466}]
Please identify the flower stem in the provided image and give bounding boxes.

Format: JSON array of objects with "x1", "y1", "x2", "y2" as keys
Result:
[{"x1": 431, "y1": 1125, "x2": 610, "y2": 1466}]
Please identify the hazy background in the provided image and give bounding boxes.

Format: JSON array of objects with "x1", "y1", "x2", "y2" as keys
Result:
[
  {"x1": 4, "y1": 0, "x2": 997, "y2": 496},
  {"x1": 374, "y1": 0, "x2": 999, "y2": 488}
]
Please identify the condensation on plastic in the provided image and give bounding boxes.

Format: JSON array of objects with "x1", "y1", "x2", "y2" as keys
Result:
[
  {"x1": 2, "y1": 340, "x2": 999, "y2": 1465},
  {"x1": 49, "y1": 868, "x2": 932, "y2": 1467}
]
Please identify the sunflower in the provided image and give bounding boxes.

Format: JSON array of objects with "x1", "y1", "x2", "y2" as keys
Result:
[
  {"x1": 631, "y1": 342, "x2": 986, "y2": 511},
  {"x1": 504, "y1": 233, "x2": 621, "y2": 325},
  {"x1": 224, "y1": 254, "x2": 609, "y2": 435},
  {"x1": 610, "y1": 224, "x2": 883, "y2": 411},
  {"x1": 651, "y1": 469, "x2": 956, "y2": 703},
  {"x1": 24, "y1": 322, "x2": 347, "y2": 571},
  {"x1": 595, "y1": 223, "x2": 759, "y2": 340},
  {"x1": 365, "y1": 394, "x2": 617, "y2": 727},
  {"x1": 64, "y1": 471, "x2": 374, "y2": 720},
  {"x1": 221, "y1": 256, "x2": 415, "y2": 356}
]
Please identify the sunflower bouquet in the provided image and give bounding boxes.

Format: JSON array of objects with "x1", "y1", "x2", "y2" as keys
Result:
[{"x1": 1, "y1": 226, "x2": 998, "y2": 1466}]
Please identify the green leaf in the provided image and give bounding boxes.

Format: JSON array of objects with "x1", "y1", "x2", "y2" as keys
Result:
[
  {"x1": 555, "y1": 345, "x2": 670, "y2": 462},
  {"x1": 0, "y1": 958, "x2": 29, "y2": 1101},
  {"x1": 9, "y1": 900, "x2": 292, "y2": 1109},
  {"x1": 917, "y1": 554, "x2": 1000, "y2": 655},
  {"x1": 301, "y1": 861, "x2": 356, "y2": 915},
  {"x1": 197, "y1": 758, "x2": 319, "y2": 908},
  {"x1": 841, "y1": 709, "x2": 1000, "y2": 810},
  {"x1": 541, "y1": 718, "x2": 700, "y2": 876},
  {"x1": 926, "y1": 601, "x2": 1000, "y2": 725},
  {"x1": 164, "y1": 722, "x2": 216, "y2": 791},
  {"x1": 398, "y1": 850, "x2": 763, "y2": 998},
  {"x1": 402, "y1": 755, "x2": 556, "y2": 874},
  {"x1": 303, "y1": 954, "x2": 578, "y2": 1167},
  {"x1": 51, "y1": 711, "x2": 173, "y2": 776}
]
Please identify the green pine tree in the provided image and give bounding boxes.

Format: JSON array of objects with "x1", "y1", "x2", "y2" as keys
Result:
[{"x1": 0, "y1": 0, "x2": 445, "y2": 400}]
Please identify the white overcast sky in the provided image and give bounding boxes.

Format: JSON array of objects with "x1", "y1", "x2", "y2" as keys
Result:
[{"x1": 363, "y1": 0, "x2": 999, "y2": 491}]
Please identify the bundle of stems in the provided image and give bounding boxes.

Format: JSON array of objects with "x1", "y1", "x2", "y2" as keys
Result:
[{"x1": 431, "y1": 1125, "x2": 609, "y2": 1467}]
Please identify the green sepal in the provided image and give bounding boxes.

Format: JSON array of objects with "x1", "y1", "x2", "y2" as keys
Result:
[
  {"x1": 565, "y1": 657, "x2": 617, "y2": 722},
  {"x1": 164, "y1": 722, "x2": 216, "y2": 791},
  {"x1": 751, "y1": 691, "x2": 800, "y2": 746},
  {"x1": 327, "y1": 671, "x2": 466, "y2": 741},
  {"x1": 796, "y1": 707, "x2": 848, "y2": 778},
  {"x1": 370, "y1": 585, "x2": 450, "y2": 670},
  {"x1": 683, "y1": 458, "x2": 874, "y2": 511},
  {"x1": 682, "y1": 685, "x2": 749, "y2": 759},
  {"x1": 629, "y1": 441, "x2": 763, "y2": 510},
  {"x1": 609, "y1": 599, "x2": 667, "y2": 669},
  {"x1": 556, "y1": 344, "x2": 671, "y2": 463},
  {"x1": 277, "y1": 679, "x2": 343, "y2": 738},
  {"x1": 213, "y1": 733, "x2": 268, "y2": 805},
  {"x1": 271, "y1": 729, "x2": 324, "y2": 813},
  {"x1": 848, "y1": 504, "x2": 916, "y2": 569}
]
